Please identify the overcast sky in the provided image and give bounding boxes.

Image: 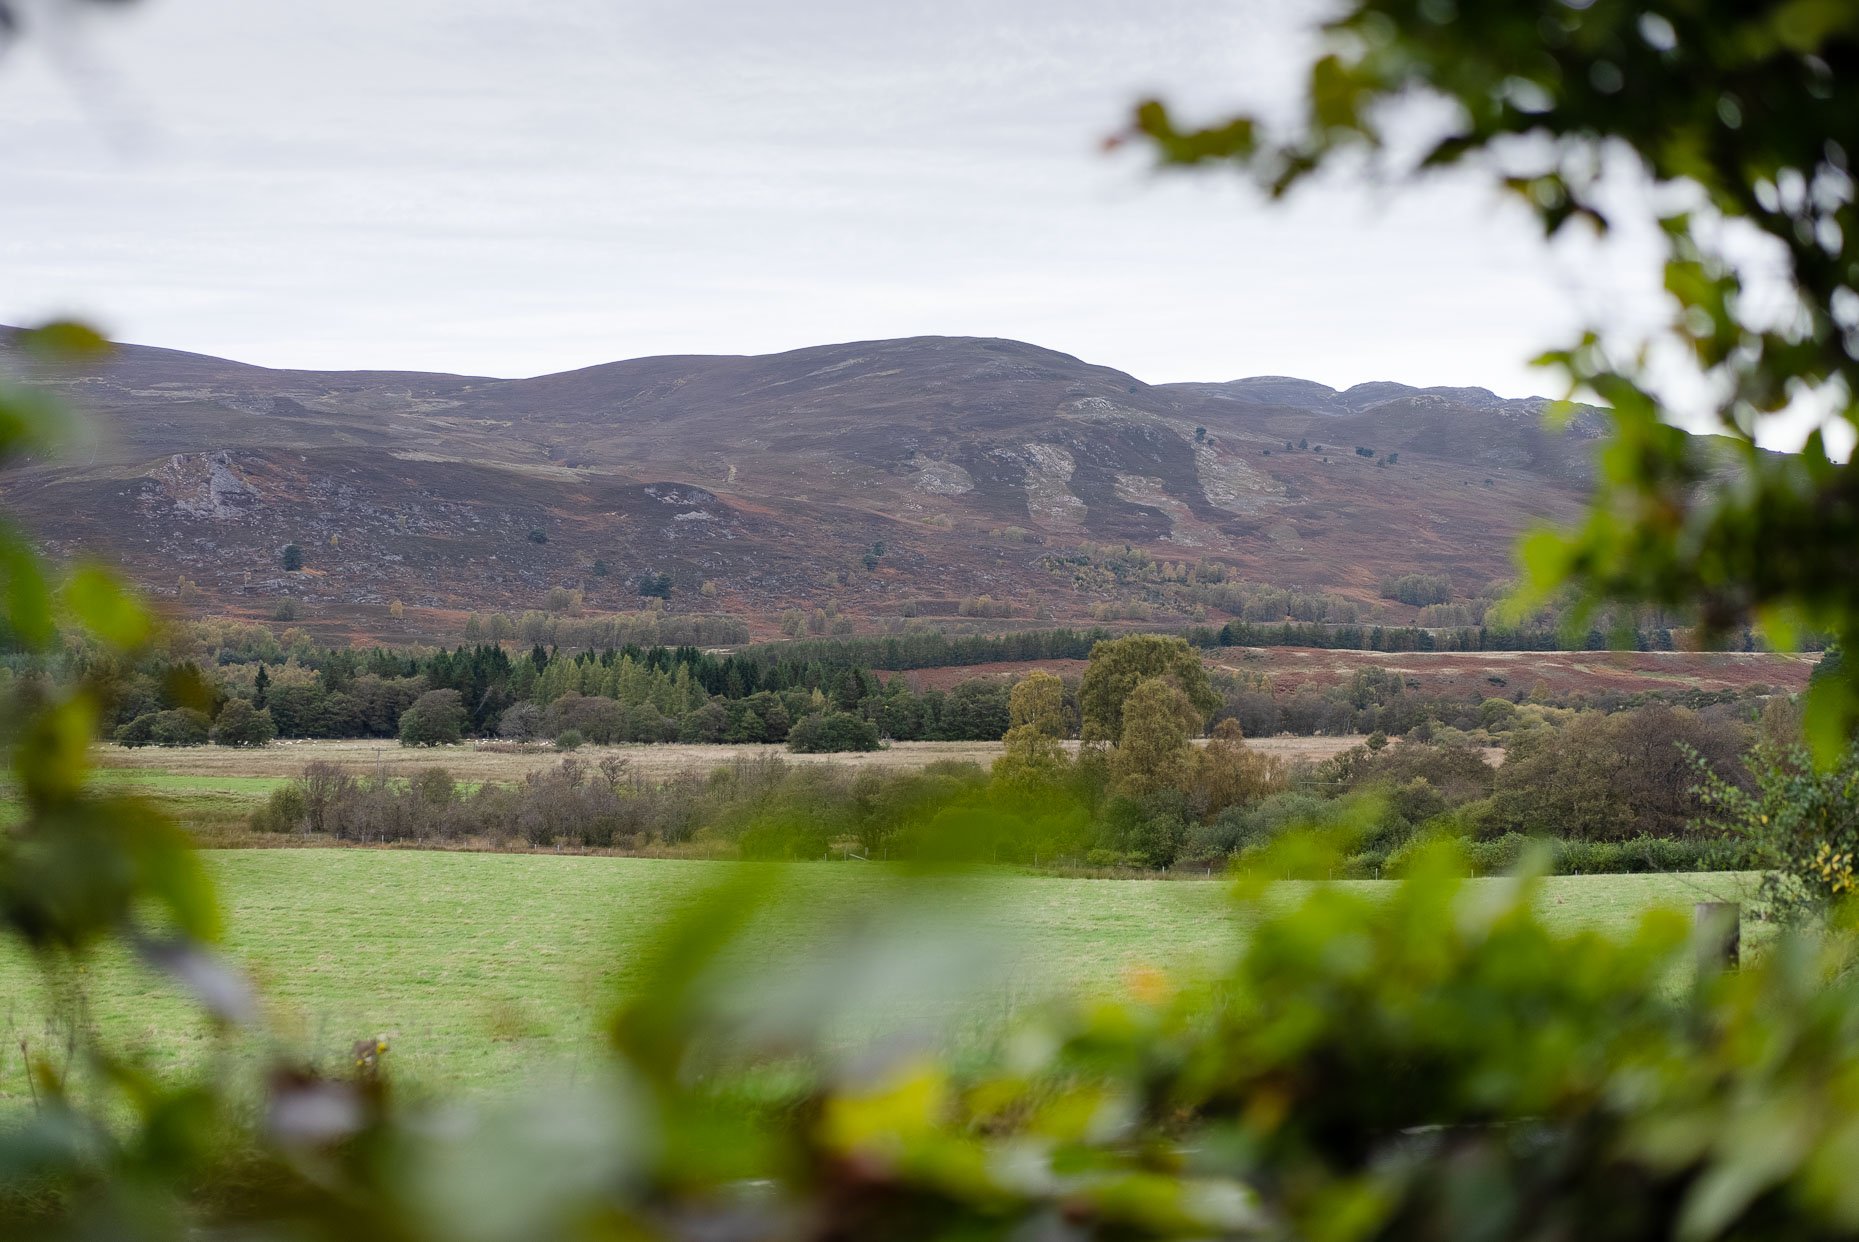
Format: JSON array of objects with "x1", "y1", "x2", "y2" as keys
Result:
[{"x1": 0, "y1": 0, "x2": 1672, "y2": 396}]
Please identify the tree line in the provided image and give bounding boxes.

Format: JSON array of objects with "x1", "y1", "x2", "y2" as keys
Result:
[
  {"x1": 245, "y1": 634, "x2": 1782, "y2": 881},
  {"x1": 98, "y1": 618, "x2": 1793, "y2": 752}
]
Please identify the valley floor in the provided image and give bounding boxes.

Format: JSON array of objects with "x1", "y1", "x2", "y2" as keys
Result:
[
  {"x1": 0, "y1": 851, "x2": 1754, "y2": 1106},
  {"x1": 91, "y1": 735, "x2": 1373, "y2": 784}
]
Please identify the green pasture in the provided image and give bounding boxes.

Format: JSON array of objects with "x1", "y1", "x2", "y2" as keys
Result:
[
  {"x1": 0, "y1": 769, "x2": 283, "y2": 836},
  {"x1": 86, "y1": 771, "x2": 291, "y2": 795},
  {"x1": 0, "y1": 851, "x2": 1754, "y2": 1111}
]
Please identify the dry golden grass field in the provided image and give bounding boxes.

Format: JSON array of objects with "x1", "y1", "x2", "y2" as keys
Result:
[{"x1": 93, "y1": 735, "x2": 1375, "y2": 784}]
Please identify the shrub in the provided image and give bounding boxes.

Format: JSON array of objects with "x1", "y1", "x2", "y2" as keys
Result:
[
  {"x1": 1184, "y1": 724, "x2": 1287, "y2": 820},
  {"x1": 249, "y1": 784, "x2": 308, "y2": 833},
  {"x1": 542, "y1": 693, "x2": 624, "y2": 744},
  {"x1": 1183, "y1": 807, "x2": 1255, "y2": 862},
  {"x1": 113, "y1": 713, "x2": 156, "y2": 747},
  {"x1": 495, "y1": 701, "x2": 545, "y2": 741},
  {"x1": 786, "y1": 712, "x2": 881, "y2": 753},
  {"x1": 1485, "y1": 705, "x2": 1749, "y2": 841},
  {"x1": 554, "y1": 729, "x2": 585, "y2": 751},
  {"x1": 210, "y1": 699, "x2": 277, "y2": 747},
  {"x1": 1692, "y1": 740, "x2": 1859, "y2": 919},
  {"x1": 1383, "y1": 832, "x2": 1742, "y2": 877},
  {"x1": 152, "y1": 709, "x2": 212, "y2": 746},
  {"x1": 1227, "y1": 792, "x2": 1334, "y2": 849},
  {"x1": 1083, "y1": 848, "x2": 1137, "y2": 869},
  {"x1": 737, "y1": 816, "x2": 835, "y2": 860},
  {"x1": 115, "y1": 708, "x2": 211, "y2": 748},
  {"x1": 1097, "y1": 791, "x2": 1191, "y2": 869},
  {"x1": 1320, "y1": 740, "x2": 1496, "y2": 806},
  {"x1": 1452, "y1": 833, "x2": 1534, "y2": 876},
  {"x1": 410, "y1": 767, "x2": 455, "y2": 806},
  {"x1": 298, "y1": 761, "x2": 355, "y2": 834}
]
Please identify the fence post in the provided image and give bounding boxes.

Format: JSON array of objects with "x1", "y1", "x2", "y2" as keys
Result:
[{"x1": 1694, "y1": 901, "x2": 1741, "y2": 973}]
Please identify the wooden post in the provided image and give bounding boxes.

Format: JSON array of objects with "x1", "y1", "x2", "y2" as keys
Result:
[{"x1": 1694, "y1": 901, "x2": 1741, "y2": 972}]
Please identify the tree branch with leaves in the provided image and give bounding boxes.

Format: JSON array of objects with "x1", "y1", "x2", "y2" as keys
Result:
[{"x1": 1127, "y1": 0, "x2": 1859, "y2": 759}]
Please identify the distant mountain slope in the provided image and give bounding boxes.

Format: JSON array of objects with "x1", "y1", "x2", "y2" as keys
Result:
[{"x1": 1, "y1": 331, "x2": 1610, "y2": 638}]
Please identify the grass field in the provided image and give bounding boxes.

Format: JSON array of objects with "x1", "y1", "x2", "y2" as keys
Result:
[
  {"x1": 72, "y1": 737, "x2": 1381, "y2": 846},
  {"x1": 0, "y1": 851, "x2": 1753, "y2": 1111},
  {"x1": 91, "y1": 735, "x2": 1371, "y2": 784}
]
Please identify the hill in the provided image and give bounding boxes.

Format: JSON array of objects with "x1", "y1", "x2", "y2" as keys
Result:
[{"x1": 1, "y1": 331, "x2": 1610, "y2": 639}]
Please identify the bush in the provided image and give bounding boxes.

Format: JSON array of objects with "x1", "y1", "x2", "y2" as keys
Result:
[
  {"x1": 1485, "y1": 705, "x2": 1749, "y2": 841},
  {"x1": 210, "y1": 699, "x2": 277, "y2": 747},
  {"x1": 115, "y1": 708, "x2": 211, "y2": 748},
  {"x1": 1225, "y1": 792, "x2": 1333, "y2": 849},
  {"x1": 1097, "y1": 791, "x2": 1190, "y2": 869},
  {"x1": 249, "y1": 784, "x2": 308, "y2": 833},
  {"x1": 737, "y1": 813, "x2": 834, "y2": 860},
  {"x1": 495, "y1": 701, "x2": 545, "y2": 741},
  {"x1": 410, "y1": 767, "x2": 455, "y2": 806},
  {"x1": 152, "y1": 709, "x2": 212, "y2": 746},
  {"x1": 1692, "y1": 740, "x2": 1859, "y2": 918},
  {"x1": 1083, "y1": 848, "x2": 1138, "y2": 869},
  {"x1": 554, "y1": 729, "x2": 585, "y2": 751},
  {"x1": 113, "y1": 714, "x2": 156, "y2": 747},
  {"x1": 1183, "y1": 808, "x2": 1253, "y2": 862},
  {"x1": 1384, "y1": 832, "x2": 1743, "y2": 877},
  {"x1": 786, "y1": 712, "x2": 881, "y2": 753},
  {"x1": 542, "y1": 693, "x2": 624, "y2": 744}
]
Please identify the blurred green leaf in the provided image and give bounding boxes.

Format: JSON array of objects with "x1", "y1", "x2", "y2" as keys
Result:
[
  {"x1": 0, "y1": 530, "x2": 56, "y2": 649},
  {"x1": 16, "y1": 319, "x2": 110, "y2": 360},
  {"x1": 64, "y1": 563, "x2": 153, "y2": 649}
]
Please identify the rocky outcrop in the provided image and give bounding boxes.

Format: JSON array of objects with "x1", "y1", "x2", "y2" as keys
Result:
[{"x1": 158, "y1": 451, "x2": 258, "y2": 520}]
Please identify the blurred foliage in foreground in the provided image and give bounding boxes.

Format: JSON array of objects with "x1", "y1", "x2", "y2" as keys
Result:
[
  {"x1": 16, "y1": 810, "x2": 1859, "y2": 1238},
  {"x1": 1695, "y1": 734, "x2": 1859, "y2": 920},
  {"x1": 1130, "y1": 0, "x2": 1859, "y2": 762},
  {"x1": 12, "y1": 0, "x2": 1859, "y2": 1234}
]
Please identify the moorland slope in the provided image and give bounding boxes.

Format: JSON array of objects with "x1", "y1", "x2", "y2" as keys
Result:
[{"x1": 1, "y1": 331, "x2": 1613, "y2": 637}]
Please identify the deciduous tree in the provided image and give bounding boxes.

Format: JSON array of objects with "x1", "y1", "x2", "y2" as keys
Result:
[
  {"x1": 1078, "y1": 634, "x2": 1217, "y2": 742},
  {"x1": 209, "y1": 698, "x2": 276, "y2": 748},
  {"x1": 1007, "y1": 669, "x2": 1067, "y2": 738},
  {"x1": 1109, "y1": 676, "x2": 1199, "y2": 797},
  {"x1": 398, "y1": 688, "x2": 466, "y2": 747}
]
